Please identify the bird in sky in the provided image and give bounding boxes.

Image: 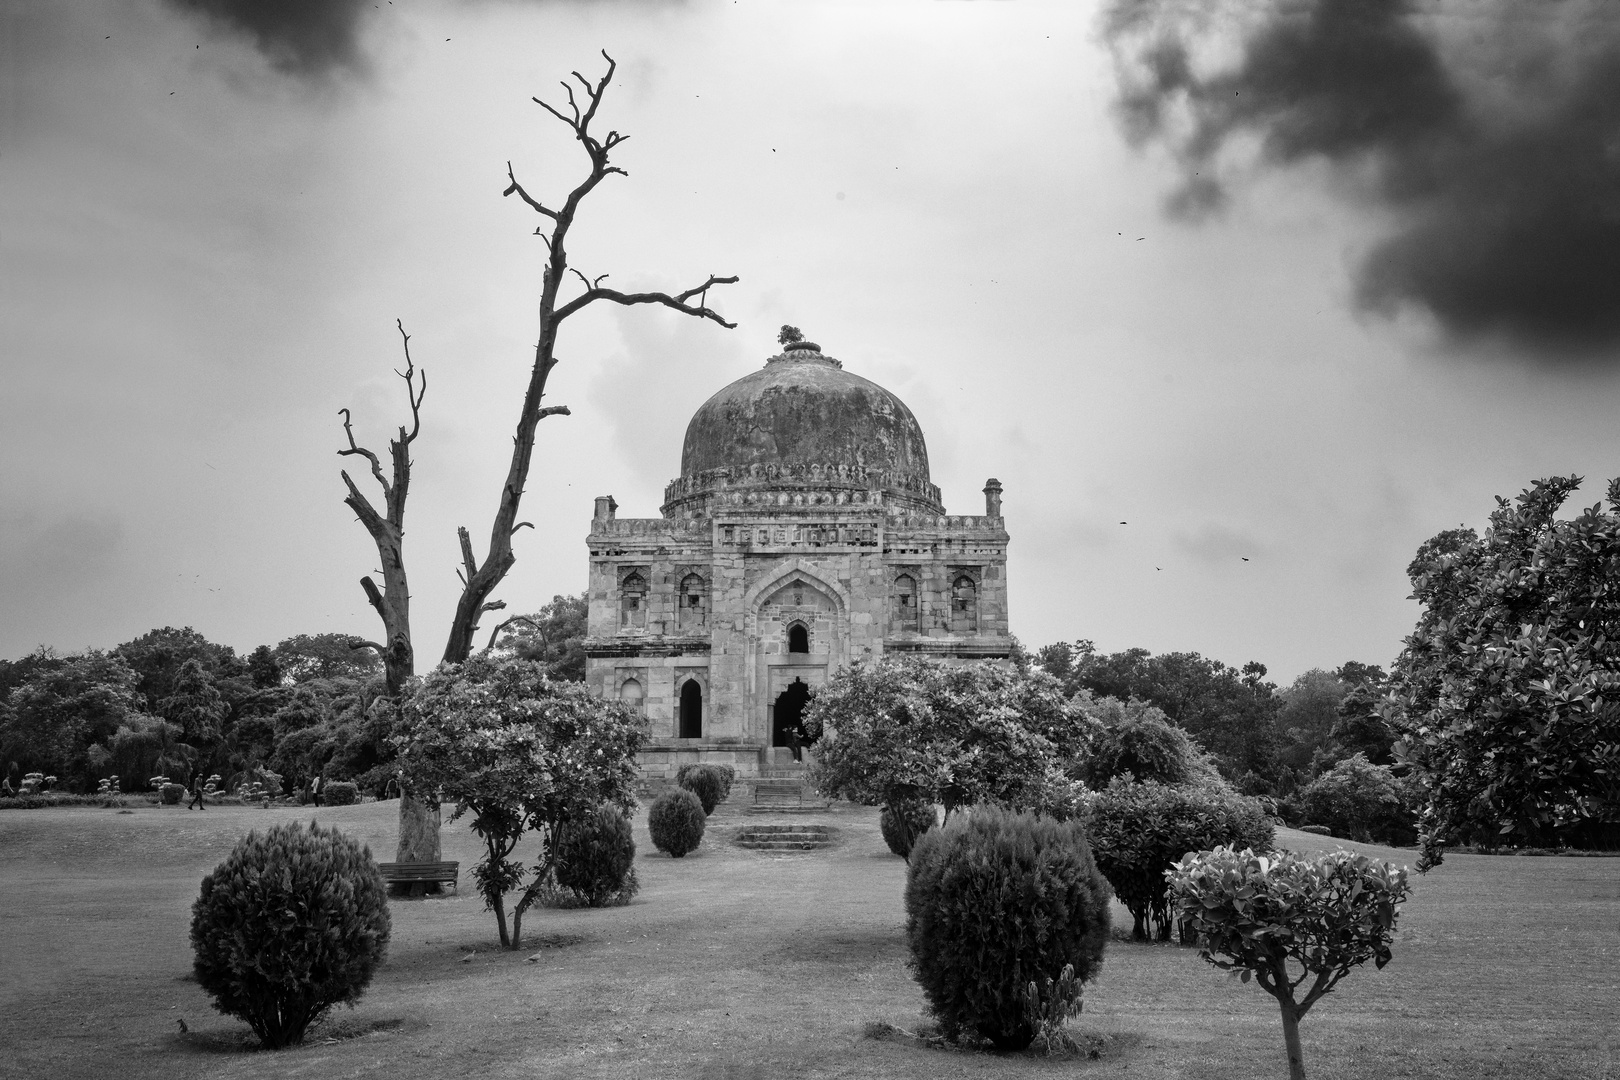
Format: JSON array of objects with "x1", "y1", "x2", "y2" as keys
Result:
[{"x1": 1241, "y1": 557, "x2": 1250, "y2": 562}]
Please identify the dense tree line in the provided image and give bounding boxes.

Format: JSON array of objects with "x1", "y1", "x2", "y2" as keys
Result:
[{"x1": 0, "y1": 594, "x2": 589, "y2": 798}]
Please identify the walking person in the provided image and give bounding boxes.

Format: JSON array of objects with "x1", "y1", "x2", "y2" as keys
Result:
[
  {"x1": 311, "y1": 774, "x2": 323, "y2": 807},
  {"x1": 187, "y1": 764, "x2": 206, "y2": 810}
]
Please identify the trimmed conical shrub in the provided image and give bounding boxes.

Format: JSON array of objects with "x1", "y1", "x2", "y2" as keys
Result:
[
  {"x1": 190, "y1": 820, "x2": 390, "y2": 1047},
  {"x1": 905, "y1": 806, "x2": 1111, "y2": 1051},
  {"x1": 554, "y1": 804, "x2": 639, "y2": 906},
  {"x1": 648, "y1": 787, "x2": 706, "y2": 857}
]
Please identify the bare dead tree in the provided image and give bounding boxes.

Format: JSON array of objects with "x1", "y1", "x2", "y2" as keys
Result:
[
  {"x1": 338, "y1": 318, "x2": 425, "y2": 699},
  {"x1": 439, "y1": 49, "x2": 737, "y2": 664},
  {"x1": 339, "y1": 321, "x2": 442, "y2": 874}
]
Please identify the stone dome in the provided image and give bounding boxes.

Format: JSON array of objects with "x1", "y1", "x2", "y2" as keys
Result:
[{"x1": 662, "y1": 342, "x2": 943, "y2": 517}]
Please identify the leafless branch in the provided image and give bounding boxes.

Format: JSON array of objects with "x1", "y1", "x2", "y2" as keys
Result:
[
  {"x1": 480, "y1": 600, "x2": 507, "y2": 615},
  {"x1": 338, "y1": 408, "x2": 389, "y2": 494},
  {"x1": 457, "y1": 525, "x2": 478, "y2": 581},
  {"x1": 537, "y1": 405, "x2": 571, "y2": 419},
  {"x1": 393, "y1": 320, "x2": 427, "y2": 443},
  {"x1": 360, "y1": 575, "x2": 386, "y2": 617},
  {"x1": 484, "y1": 614, "x2": 542, "y2": 652},
  {"x1": 554, "y1": 274, "x2": 740, "y2": 327},
  {"x1": 350, "y1": 639, "x2": 389, "y2": 655},
  {"x1": 511, "y1": 521, "x2": 534, "y2": 536},
  {"x1": 503, "y1": 161, "x2": 559, "y2": 220}
]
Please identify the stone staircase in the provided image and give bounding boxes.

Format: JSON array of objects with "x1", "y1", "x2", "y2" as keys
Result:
[{"x1": 733, "y1": 823, "x2": 835, "y2": 852}]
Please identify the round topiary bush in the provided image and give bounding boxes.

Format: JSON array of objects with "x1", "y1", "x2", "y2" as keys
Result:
[
  {"x1": 323, "y1": 780, "x2": 358, "y2": 806},
  {"x1": 880, "y1": 799, "x2": 937, "y2": 860},
  {"x1": 1087, "y1": 780, "x2": 1275, "y2": 942},
  {"x1": 554, "y1": 804, "x2": 639, "y2": 906},
  {"x1": 677, "y1": 766, "x2": 724, "y2": 815},
  {"x1": 648, "y1": 788, "x2": 706, "y2": 857},
  {"x1": 905, "y1": 806, "x2": 1112, "y2": 1051},
  {"x1": 190, "y1": 820, "x2": 391, "y2": 1047}
]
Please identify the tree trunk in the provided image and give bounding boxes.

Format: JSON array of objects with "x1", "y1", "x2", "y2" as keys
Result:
[
  {"x1": 1277, "y1": 997, "x2": 1307, "y2": 1080},
  {"x1": 396, "y1": 791, "x2": 441, "y2": 859},
  {"x1": 492, "y1": 891, "x2": 510, "y2": 949}
]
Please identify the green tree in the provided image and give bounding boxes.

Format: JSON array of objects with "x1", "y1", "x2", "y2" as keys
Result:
[
  {"x1": 489, "y1": 592, "x2": 589, "y2": 681},
  {"x1": 394, "y1": 653, "x2": 647, "y2": 948},
  {"x1": 1058, "y1": 644, "x2": 1282, "y2": 781},
  {"x1": 159, "y1": 659, "x2": 228, "y2": 748},
  {"x1": 1392, "y1": 476, "x2": 1620, "y2": 867},
  {"x1": 0, "y1": 651, "x2": 150, "y2": 786},
  {"x1": 1070, "y1": 693, "x2": 1223, "y2": 789},
  {"x1": 802, "y1": 657, "x2": 1089, "y2": 820},
  {"x1": 272, "y1": 634, "x2": 383, "y2": 685},
  {"x1": 1273, "y1": 669, "x2": 1350, "y2": 783},
  {"x1": 113, "y1": 627, "x2": 246, "y2": 712}
]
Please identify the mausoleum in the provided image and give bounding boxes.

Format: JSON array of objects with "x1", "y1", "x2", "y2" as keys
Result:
[{"x1": 584, "y1": 337, "x2": 1012, "y2": 776}]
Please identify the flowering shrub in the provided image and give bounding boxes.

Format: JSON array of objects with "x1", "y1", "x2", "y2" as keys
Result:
[
  {"x1": 1166, "y1": 846, "x2": 1411, "y2": 1080},
  {"x1": 395, "y1": 653, "x2": 647, "y2": 949}
]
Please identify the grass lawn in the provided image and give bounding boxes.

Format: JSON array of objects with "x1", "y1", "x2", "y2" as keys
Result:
[{"x1": 2, "y1": 797, "x2": 1617, "y2": 1080}]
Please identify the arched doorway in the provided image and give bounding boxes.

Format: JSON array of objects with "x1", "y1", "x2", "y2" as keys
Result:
[
  {"x1": 772, "y1": 678, "x2": 811, "y2": 760},
  {"x1": 678, "y1": 679, "x2": 703, "y2": 738}
]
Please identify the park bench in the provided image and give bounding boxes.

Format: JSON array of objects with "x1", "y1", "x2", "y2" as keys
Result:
[{"x1": 377, "y1": 861, "x2": 459, "y2": 892}]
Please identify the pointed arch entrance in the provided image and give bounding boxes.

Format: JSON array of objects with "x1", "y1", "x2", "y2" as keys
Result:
[
  {"x1": 678, "y1": 678, "x2": 703, "y2": 738},
  {"x1": 772, "y1": 678, "x2": 811, "y2": 760}
]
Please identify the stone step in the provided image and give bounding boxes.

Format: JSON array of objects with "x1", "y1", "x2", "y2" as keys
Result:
[{"x1": 734, "y1": 824, "x2": 836, "y2": 851}]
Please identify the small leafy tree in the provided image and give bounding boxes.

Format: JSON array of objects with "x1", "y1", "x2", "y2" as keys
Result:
[
  {"x1": 394, "y1": 653, "x2": 646, "y2": 948},
  {"x1": 803, "y1": 656, "x2": 1088, "y2": 819},
  {"x1": 1392, "y1": 476, "x2": 1620, "y2": 867},
  {"x1": 1167, "y1": 846, "x2": 1412, "y2": 1080}
]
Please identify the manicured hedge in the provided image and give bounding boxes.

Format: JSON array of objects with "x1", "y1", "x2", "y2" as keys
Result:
[{"x1": 1088, "y1": 781, "x2": 1274, "y2": 941}]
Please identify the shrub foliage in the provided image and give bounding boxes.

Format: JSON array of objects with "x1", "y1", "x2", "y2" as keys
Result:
[
  {"x1": 648, "y1": 787, "x2": 706, "y2": 857},
  {"x1": 322, "y1": 780, "x2": 358, "y2": 806},
  {"x1": 879, "y1": 799, "x2": 936, "y2": 860},
  {"x1": 677, "y1": 765, "x2": 724, "y2": 815},
  {"x1": 676, "y1": 762, "x2": 734, "y2": 803},
  {"x1": 1291, "y1": 754, "x2": 1416, "y2": 845},
  {"x1": 904, "y1": 806, "x2": 1111, "y2": 1051},
  {"x1": 189, "y1": 820, "x2": 390, "y2": 1048},
  {"x1": 1088, "y1": 780, "x2": 1274, "y2": 941},
  {"x1": 554, "y1": 803, "x2": 639, "y2": 906},
  {"x1": 1168, "y1": 846, "x2": 1411, "y2": 1080}
]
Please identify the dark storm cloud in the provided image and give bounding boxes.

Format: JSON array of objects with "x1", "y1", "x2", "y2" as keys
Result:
[
  {"x1": 165, "y1": 0, "x2": 371, "y2": 76},
  {"x1": 1107, "y1": 0, "x2": 1620, "y2": 360}
]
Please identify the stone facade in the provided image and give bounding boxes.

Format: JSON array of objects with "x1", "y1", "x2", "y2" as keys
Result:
[{"x1": 584, "y1": 341, "x2": 1012, "y2": 777}]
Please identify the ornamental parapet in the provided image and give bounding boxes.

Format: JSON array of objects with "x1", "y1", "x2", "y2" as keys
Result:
[
  {"x1": 661, "y1": 461, "x2": 943, "y2": 518},
  {"x1": 588, "y1": 517, "x2": 708, "y2": 540}
]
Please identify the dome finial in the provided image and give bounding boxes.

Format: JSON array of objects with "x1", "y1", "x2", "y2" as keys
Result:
[{"x1": 777, "y1": 325, "x2": 804, "y2": 346}]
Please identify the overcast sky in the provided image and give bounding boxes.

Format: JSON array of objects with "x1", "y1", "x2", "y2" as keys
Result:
[{"x1": 4, "y1": 0, "x2": 1619, "y2": 684}]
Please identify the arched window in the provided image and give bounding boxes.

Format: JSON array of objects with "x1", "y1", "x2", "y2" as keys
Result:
[
  {"x1": 950, "y1": 574, "x2": 978, "y2": 633},
  {"x1": 678, "y1": 679, "x2": 703, "y2": 739},
  {"x1": 678, "y1": 573, "x2": 708, "y2": 632},
  {"x1": 788, "y1": 622, "x2": 810, "y2": 654},
  {"x1": 620, "y1": 572, "x2": 647, "y2": 630},
  {"x1": 618, "y1": 677, "x2": 644, "y2": 711},
  {"x1": 894, "y1": 574, "x2": 919, "y2": 633}
]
